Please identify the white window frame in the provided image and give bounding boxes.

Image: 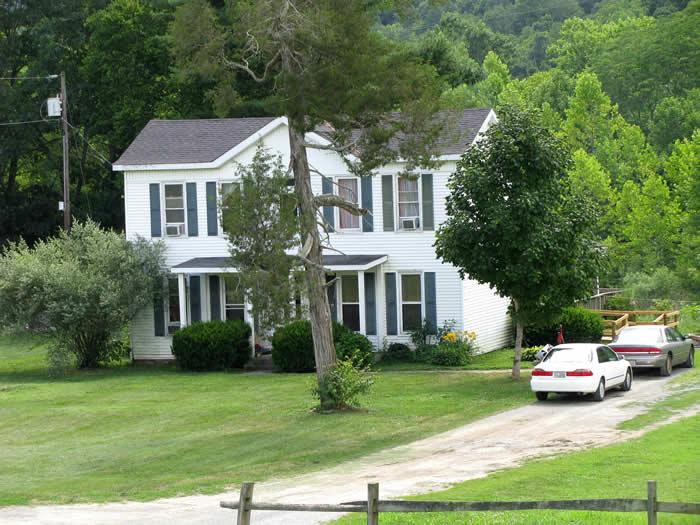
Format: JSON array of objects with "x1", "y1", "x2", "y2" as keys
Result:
[
  {"x1": 162, "y1": 183, "x2": 187, "y2": 237},
  {"x1": 398, "y1": 272, "x2": 424, "y2": 335},
  {"x1": 339, "y1": 274, "x2": 361, "y2": 332},
  {"x1": 218, "y1": 180, "x2": 242, "y2": 236},
  {"x1": 222, "y1": 274, "x2": 245, "y2": 322},
  {"x1": 166, "y1": 276, "x2": 181, "y2": 334},
  {"x1": 395, "y1": 175, "x2": 422, "y2": 232},
  {"x1": 335, "y1": 177, "x2": 361, "y2": 232}
]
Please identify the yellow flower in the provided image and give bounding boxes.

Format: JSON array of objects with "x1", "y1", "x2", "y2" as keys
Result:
[
  {"x1": 464, "y1": 330, "x2": 477, "y2": 341},
  {"x1": 442, "y1": 332, "x2": 458, "y2": 343}
]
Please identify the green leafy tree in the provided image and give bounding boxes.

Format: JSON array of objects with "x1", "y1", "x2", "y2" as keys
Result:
[
  {"x1": 435, "y1": 107, "x2": 604, "y2": 379},
  {"x1": 647, "y1": 89, "x2": 700, "y2": 153},
  {"x1": 172, "y1": 0, "x2": 444, "y2": 404},
  {"x1": 0, "y1": 220, "x2": 165, "y2": 369},
  {"x1": 441, "y1": 51, "x2": 511, "y2": 109}
]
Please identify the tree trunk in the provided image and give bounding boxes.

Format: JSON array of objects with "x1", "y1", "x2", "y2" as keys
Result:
[
  {"x1": 512, "y1": 299, "x2": 523, "y2": 380},
  {"x1": 287, "y1": 119, "x2": 337, "y2": 385}
]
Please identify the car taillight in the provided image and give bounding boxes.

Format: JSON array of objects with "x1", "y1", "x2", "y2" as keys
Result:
[
  {"x1": 615, "y1": 346, "x2": 661, "y2": 353},
  {"x1": 532, "y1": 368, "x2": 553, "y2": 376},
  {"x1": 566, "y1": 369, "x2": 594, "y2": 376}
]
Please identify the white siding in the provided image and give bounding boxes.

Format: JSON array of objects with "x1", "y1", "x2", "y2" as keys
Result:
[{"x1": 122, "y1": 120, "x2": 512, "y2": 359}]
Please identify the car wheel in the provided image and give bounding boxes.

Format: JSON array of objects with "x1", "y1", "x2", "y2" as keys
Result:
[
  {"x1": 620, "y1": 369, "x2": 632, "y2": 391},
  {"x1": 535, "y1": 391, "x2": 548, "y2": 401},
  {"x1": 659, "y1": 354, "x2": 672, "y2": 376},
  {"x1": 682, "y1": 348, "x2": 695, "y2": 368},
  {"x1": 592, "y1": 379, "x2": 605, "y2": 402}
]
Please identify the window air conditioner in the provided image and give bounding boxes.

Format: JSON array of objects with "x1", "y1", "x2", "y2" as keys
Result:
[
  {"x1": 401, "y1": 217, "x2": 420, "y2": 230},
  {"x1": 166, "y1": 224, "x2": 186, "y2": 237}
]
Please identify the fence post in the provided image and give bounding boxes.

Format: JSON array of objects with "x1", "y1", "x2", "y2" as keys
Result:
[
  {"x1": 647, "y1": 480, "x2": 657, "y2": 525},
  {"x1": 367, "y1": 483, "x2": 379, "y2": 525},
  {"x1": 237, "y1": 482, "x2": 255, "y2": 525}
]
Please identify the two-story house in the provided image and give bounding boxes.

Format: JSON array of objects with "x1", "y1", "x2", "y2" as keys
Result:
[{"x1": 113, "y1": 109, "x2": 512, "y2": 361}]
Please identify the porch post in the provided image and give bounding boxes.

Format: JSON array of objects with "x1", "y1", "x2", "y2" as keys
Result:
[
  {"x1": 178, "y1": 273, "x2": 188, "y2": 328},
  {"x1": 358, "y1": 270, "x2": 366, "y2": 334},
  {"x1": 376, "y1": 266, "x2": 386, "y2": 340}
]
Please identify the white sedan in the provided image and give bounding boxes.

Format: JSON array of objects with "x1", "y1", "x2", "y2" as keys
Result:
[{"x1": 530, "y1": 343, "x2": 632, "y2": 402}]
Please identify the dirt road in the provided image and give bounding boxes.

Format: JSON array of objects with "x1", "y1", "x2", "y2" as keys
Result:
[{"x1": 1, "y1": 370, "x2": 693, "y2": 525}]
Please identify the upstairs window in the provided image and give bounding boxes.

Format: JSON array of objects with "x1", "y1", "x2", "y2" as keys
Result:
[
  {"x1": 164, "y1": 184, "x2": 186, "y2": 237},
  {"x1": 341, "y1": 275, "x2": 360, "y2": 331},
  {"x1": 337, "y1": 178, "x2": 360, "y2": 230},
  {"x1": 397, "y1": 177, "x2": 420, "y2": 230}
]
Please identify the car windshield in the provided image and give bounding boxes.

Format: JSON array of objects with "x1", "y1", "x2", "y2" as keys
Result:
[
  {"x1": 614, "y1": 326, "x2": 664, "y2": 344},
  {"x1": 544, "y1": 348, "x2": 591, "y2": 363}
]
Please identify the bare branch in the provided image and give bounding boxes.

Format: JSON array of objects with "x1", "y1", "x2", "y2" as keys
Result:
[
  {"x1": 220, "y1": 48, "x2": 281, "y2": 84},
  {"x1": 314, "y1": 194, "x2": 368, "y2": 216}
]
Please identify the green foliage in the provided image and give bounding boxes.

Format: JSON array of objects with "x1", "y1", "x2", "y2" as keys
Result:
[
  {"x1": 171, "y1": 320, "x2": 252, "y2": 371},
  {"x1": 527, "y1": 306, "x2": 604, "y2": 345},
  {"x1": 429, "y1": 341, "x2": 471, "y2": 366},
  {"x1": 680, "y1": 304, "x2": 700, "y2": 334},
  {"x1": 521, "y1": 346, "x2": 544, "y2": 362},
  {"x1": 436, "y1": 106, "x2": 604, "y2": 329},
  {"x1": 313, "y1": 356, "x2": 374, "y2": 411},
  {"x1": 605, "y1": 295, "x2": 634, "y2": 311},
  {"x1": 381, "y1": 342, "x2": 413, "y2": 362},
  {"x1": 409, "y1": 318, "x2": 437, "y2": 359},
  {"x1": 621, "y1": 268, "x2": 688, "y2": 307},
  {"x1": 222, "y1": 147, "x2": 301, "y2": 333},
  {"x1": 271, "y1": 319, "x2": 315, "y2": 373},
  {"x1": 0, "y1": 220, "x2": 165, "y2": 368},
  {"x1": 334, "y1": 331, "x2": 374, "y2": 369},
  {"x1": 648, "y1": 90, "x2": 700, "y2": 153}
]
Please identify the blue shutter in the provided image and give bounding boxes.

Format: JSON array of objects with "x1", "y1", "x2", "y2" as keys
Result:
[
  {"x1": 186, "y1": 182, "x2": 198, "y2": 237},
  {"x1": 364, "y1": 272, "x2": 376, "y2": 335},
  {"x1": 206, "y1": 182, "x2": 218, "y2": 236},
  {"x1": 190, "y1": 276, "x2": 201, "y2": 323},
  {"x1": 424, "y1": 272, "x2": 437, "y2": 334},
  {"x1": 327, "y1": 276, "x2": 337, "y2": 323},
  {"x1": 421, "y1": 174, "x2": 434, "y2": 231},
  {"x1": 149, "y1": 183, "x2": 161, "y2": 238},
  {"x1": 361, "y1": 176, "x2": 373, "y2": 232},
  {"x1": 321, "y1": 177, "x2": 334, "y2": 232},
  {"x1": 209, "y1": 275, "x2": 221, "y2": 320},
  {"x1": 381, "y1": 176, "x2": 394, "y2": 231},
  {"x1": 153, "y1": 294, "x2": 165, "y2": 337},
  {"x1": 385, "y1": 272, "x2": 397, "y2": 335}
]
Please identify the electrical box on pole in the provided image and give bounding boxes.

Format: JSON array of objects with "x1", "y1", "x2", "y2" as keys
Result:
[{"x1": 47, "y1": 97, "x2": 62, "y2": 117}]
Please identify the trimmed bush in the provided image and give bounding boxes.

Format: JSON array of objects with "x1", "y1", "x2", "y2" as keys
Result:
[
  {"x1": 526, "y1": 306, "x2": 604, "y2": 345},
  {"x1": 335, "y1": 331, "x2": 374, "y2": 368},
  {"x1": 429, "y1": 341, "x2": 471, "y2": 366},
  {"x1": 271, "y1": 319, "x2": 315, "y2": 372},
  {"x1": 382, "y1": 342, "x2": 413, "y2": 362},
  {"x1": 172, "y1": 320, "x2": 252, "y2": 371}
]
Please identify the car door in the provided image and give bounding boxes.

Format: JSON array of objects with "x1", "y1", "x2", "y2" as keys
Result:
[
  {"x1": 604, "y1": 346, "x2": 626, "y2": 385},
  {"x1": 597, "y1": 346, "x2": 623, "y2": 386},
  {"x1": 667, "y1": 327, "x2": 690, "y2": 363},
  {"x1": 664, "y1": 327, "x2": 684, "y2": 365}
]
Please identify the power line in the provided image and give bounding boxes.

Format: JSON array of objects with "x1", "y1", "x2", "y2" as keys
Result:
[
  {"x1": 66, "y1": 120, "x2": 112, "y2": 167},
  {"x1": 0, "y1": 118, "x2": 59, "y2": 127}
]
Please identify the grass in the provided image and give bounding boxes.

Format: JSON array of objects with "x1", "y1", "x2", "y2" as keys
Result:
[
  {"x1": 378, "y1": 348, "x2": 534, "y2": 372},
  {"x1": 334, "y1": 413, "x2": 700, "y2": 525},
  {"x1": 0, "y1": 333, "x2": 534, "y2": 506},
  {"x1": 619, "y1": 367, "x2": 700, "y2": 431}
]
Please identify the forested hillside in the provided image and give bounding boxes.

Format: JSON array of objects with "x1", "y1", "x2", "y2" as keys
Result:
[{"x1": 1, "y1": 0, "x2": 698, "y2": 300}]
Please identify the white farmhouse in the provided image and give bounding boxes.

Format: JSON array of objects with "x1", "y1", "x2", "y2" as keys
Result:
[{"x1": 113, "y1": 109, "x2": 512, "y2": 361}]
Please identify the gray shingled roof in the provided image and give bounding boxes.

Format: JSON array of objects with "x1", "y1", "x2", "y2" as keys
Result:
[
  {"x1": 171, "y1": 255, "x2": 387, "y2": 270},
  {"x1": 115, "y1": 109, "x2": 492, "y2": 167},
  {"x1": 115, "y1": 117, "x2": 276, "y2": 166}
]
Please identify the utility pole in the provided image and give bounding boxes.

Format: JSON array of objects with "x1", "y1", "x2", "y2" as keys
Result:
[{"x1": 60, "y1": 71, "x2": 70, "y2": 232}]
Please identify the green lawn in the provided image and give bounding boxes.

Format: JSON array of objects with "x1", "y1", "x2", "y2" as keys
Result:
[
  {"x1": 0, "y1": 334, "x2": 533, "y2": 506},
  {"x1": 335, "y1": 413, "x2": 700, "y2": 525},
  {"x1": 378, "y1": 348, "x2": 534, "y2": 371}
]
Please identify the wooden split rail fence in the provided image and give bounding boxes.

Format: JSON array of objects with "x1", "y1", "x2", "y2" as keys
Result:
[
  {"x1": 221, "y1": 480, "x2": 700, "y2": 525},
  {"x1": 590, "y1": 309, "x2": 681, "y2": 341}
]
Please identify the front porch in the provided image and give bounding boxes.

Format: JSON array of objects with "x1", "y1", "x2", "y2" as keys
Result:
[{"x1": 168, "y1": 254, "x2": 389, "y2": 346}]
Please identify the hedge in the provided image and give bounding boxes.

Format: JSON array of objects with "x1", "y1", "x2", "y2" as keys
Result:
[
  {"x1": 172, "y1": 320, "x2": 252, "y2": 371},
  {"x1": 526, "y1": 306, "x2": 604, "y2": 345}
]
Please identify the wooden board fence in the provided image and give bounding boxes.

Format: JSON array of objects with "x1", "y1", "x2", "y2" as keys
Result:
[
  {"x1": 589, "y1": 309, "x2": 681, "y2": 341},
  {"x1": 220, "y1": 480, "x2": 700, "y2": 525}
]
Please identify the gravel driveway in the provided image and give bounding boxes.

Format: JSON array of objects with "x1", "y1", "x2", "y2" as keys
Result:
[{"x1": 2, "y1": 369, "x2": 693, "y2": 525}]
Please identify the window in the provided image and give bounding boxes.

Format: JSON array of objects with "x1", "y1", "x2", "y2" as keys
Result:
[
  {"x1": 164, "y1": 184, "x2": 186, "y2": 236},
  {"x1": 224, "y1": 274, "x2": 245, "y2": 321},
  {"x1": 167, "y1": 277, "x2": 181, "y2": 333},
  {"x1": 337, "y1": 178, "x2": 360, "y2": 230},
  {"x1": 596, "y1": 346, "x2": 617, "y2": 363},
  {"x1": 397, "y1": 176, "x2": 420, "y2": 230},
  {"x1": 341, "y1": 275, "x2": 360, "y2": 331},
  {"x1": 401, "y1": 273, "x2": 422, "y2": 332}
]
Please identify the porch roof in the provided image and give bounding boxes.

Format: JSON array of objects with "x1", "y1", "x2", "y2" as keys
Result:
[{"x1": 170, "y1": 254, "x2": 388, "y2": 274}]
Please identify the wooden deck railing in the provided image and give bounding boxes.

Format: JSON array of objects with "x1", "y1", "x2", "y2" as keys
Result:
[
  {"x1": 589, "y1": 309, "x2": 681, "y2": 341},
  {"x1": 221, "y1": 480, "x2": 699, "y2": 525}
]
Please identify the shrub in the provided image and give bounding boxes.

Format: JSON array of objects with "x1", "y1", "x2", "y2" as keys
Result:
[
  {"x1": 335, "y1": 331, "x2": 374, "y2": 368},
  {"x1": 521, "y1": 346, "x2": 544, "y2": 361},
  {"x1": 172, "y1": 320, "x2": 252, "y2": 371},
  {"x1": 382, "y1": 342, "x2": 413, "y2": 362},
  {"x1": 605, "y1": 295, "x2": 633, "y2": 311},
  {"x1": 526, "y1": 306, "x2": 603, "y2": 345},
  {"x1": 271, "y1": 319, "x2": 315, "y2": 372},
  {"x1": 313, "y1": 355, "x2": 374, "y2": 410},
  {"x1": 430, "y1": 341, "x2": 471, "y2": 366}
]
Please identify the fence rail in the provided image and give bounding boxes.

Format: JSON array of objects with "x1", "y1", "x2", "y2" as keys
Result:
[
  {"x1": 220, "y1": 480, "x2": 700, "y2": 525},
  {"x1": 589, "y1": 309, "x2": 681, "y2": 341}
]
